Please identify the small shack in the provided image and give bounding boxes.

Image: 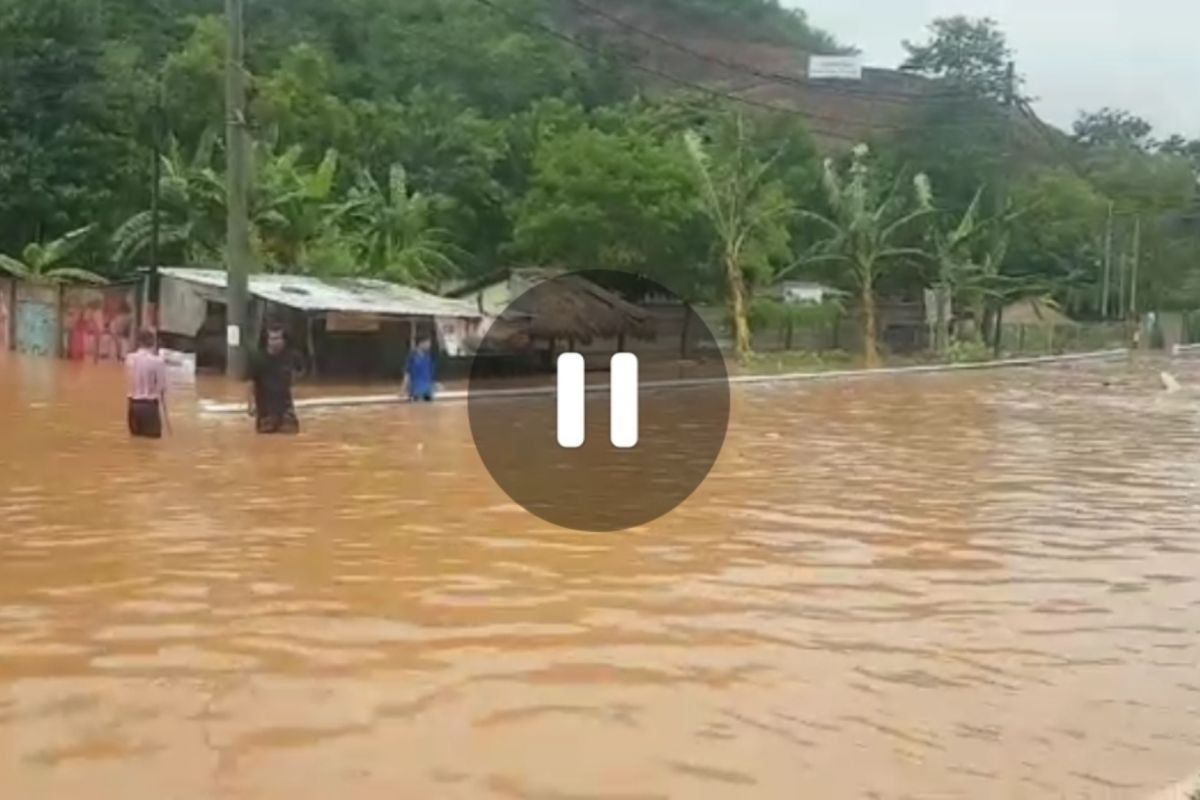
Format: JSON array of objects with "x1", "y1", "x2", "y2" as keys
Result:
[
  {"x1": 447, "y1": 268, "x2": 655, "y2": 354},
  {"x1": 156, "y1": 268, "x2": 482, "y2": 378}
]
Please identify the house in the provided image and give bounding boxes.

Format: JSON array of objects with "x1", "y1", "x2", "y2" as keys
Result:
[{"x1": 155, "y1": 268, "x2": 482, "y2": 379}]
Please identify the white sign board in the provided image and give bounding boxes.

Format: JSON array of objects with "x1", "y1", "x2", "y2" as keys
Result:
[{"x1": 808, "y1": 55, "x2": 863, "y2": 81}]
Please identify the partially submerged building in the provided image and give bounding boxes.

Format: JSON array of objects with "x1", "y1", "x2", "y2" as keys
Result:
[{"x1": 156, "y1": 268, "x2": 482, "y2": 378}]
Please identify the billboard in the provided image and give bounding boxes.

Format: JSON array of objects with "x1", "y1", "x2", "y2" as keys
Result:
[{"x1": 808, "y1": 55, "x2": 863, "y2": 81}]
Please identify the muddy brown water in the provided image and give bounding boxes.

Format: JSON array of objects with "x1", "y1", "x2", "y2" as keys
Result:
[{"x1": 1, "y1": 353, "x2": 1199, "y2": 799}]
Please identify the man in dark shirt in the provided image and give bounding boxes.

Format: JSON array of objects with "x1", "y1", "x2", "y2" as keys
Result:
[{"x1": 247, "y1": 324, "x2": 300, "y2": 434}]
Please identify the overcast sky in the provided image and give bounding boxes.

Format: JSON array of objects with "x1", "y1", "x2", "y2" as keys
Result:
[{"x1": 790, "y1": 0, "x2": 1200, "y2": 139}]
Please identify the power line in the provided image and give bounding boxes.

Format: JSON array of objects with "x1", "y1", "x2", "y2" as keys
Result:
[
  {"x1": 470, "y1": 0, "x2": 1002, "y2": 139},
  {"x1": 566, "y1": 0, "x2": 971, "y2": 105},
  {"x1": 469, "y1": 0, "x2": 857, "y2": 140},
  {"x1": 1017, "y1": 100, "x2": 1112, "y2": 201}
]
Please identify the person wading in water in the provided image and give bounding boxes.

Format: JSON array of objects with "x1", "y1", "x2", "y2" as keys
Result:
[
  {"x1": 126, "y1": 329, "x2": 171, "y2": 438},
  {"x1": 247, "y1": 323, "x2": 300, "y2": 434},
  {"x1": 402, "y1": 336, "x2": 436, "y2": 402}
]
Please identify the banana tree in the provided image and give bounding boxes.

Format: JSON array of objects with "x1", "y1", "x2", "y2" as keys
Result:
[
  {"x1": 798, "y1": 145, "x2": 930, "y2": 368},
  {"x1": 332, "y1": 164, "x2": 463, "y2": 288},
  {"x1": 253, "y1": 145, "x2": 341, "y2": 270},
  {"x1": 963, "y1": 266, "x2": 1059, "y2": 357},
  {"x1": 1, "y1": 226, "x2": 107, "y2": 284},
  {"x1": 684, "y1": 116, "x2": 794, "y2": 362},
  {"x1": 111, "y1": 129, "x2": 226, "y2": 267},
  {"x1": 915, "y1": 176, "x2": 986, "y2": 353}
]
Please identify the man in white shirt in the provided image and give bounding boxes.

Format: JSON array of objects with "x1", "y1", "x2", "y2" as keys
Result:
[{"x1": 125, "y1": 329, "x2": 170, "y2": 438}]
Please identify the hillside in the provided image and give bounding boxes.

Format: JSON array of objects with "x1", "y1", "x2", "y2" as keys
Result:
[{"x1": 559, "y1": 0, "x2": 944, "y2": 150}]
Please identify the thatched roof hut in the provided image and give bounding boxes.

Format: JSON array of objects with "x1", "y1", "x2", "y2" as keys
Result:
[
  {"x1": 446, "y1": 268, "x2": 656, "y2": 346},
  {"x1": 1002, "y1": 297, "x2": 1077, "y2": 326}
]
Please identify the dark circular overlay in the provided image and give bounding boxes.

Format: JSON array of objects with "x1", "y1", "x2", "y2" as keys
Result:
[{"x1": 467, "y1": 270, "x2": 730, "y2": 532}]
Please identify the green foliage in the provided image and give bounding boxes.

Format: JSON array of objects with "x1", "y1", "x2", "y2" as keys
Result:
[
  {"x1": 0, "y1": 226, "x2": 107, "y2": 284},
  {"x1": 652, "y1": 0, "x2": 846, "y2": 52},
  {"x1": 901, "y1": 16, "x2": 1021, "y2": 100},
  {"x1": 333, "y1": 164, "x2": 464, "y2": 288},
  {"x1": 1073, "y1": 108, "x2": 1154, "y2": 152},
  {"x1": 112, "y1": 130, "x2": 226, "y2": 267},
  {"x1": 512, "y1": 120, "x2": 703, "y2": 280},
  {"x1": 686, "y1": 113, "x2": 796, "y2": 360},
  {"x1": 800, "y1": 145, "x2": 930, "y2": 365},
  {"x1": 748, "y1": 297, "x2": 842, "y2": 333},
  {"x1": 253, "y1": 143, "x2": 342, "y2": 270},
  {"x1": 943, "y1": 339, "x2": 991, "y2": 363},
  {"x1": 0, "y1": 0, "x2": 147, "y2": 270}
]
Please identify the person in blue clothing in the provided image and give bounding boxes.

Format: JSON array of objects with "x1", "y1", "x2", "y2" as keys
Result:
[{"x1": 402, "y1": 336, "x2": 436, "y2": 402}]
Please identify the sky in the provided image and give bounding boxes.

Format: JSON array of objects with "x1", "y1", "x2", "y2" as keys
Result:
[{"x1": 789, "y1": 0, "x2": 1200, "y2": 139}]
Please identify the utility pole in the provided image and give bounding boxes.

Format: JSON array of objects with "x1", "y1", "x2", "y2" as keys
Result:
[
  {"x1": 991, "y1": 60, "x2": 1016, "y2": 358},
  {"x1": 1101, "y1": 201, "x2": 1113, "y2": 319},
  {"x1": 1129, "y1": 215, "x2": 1141, "y2": 340},
  {"x1": 148, "y1": 89, "x2": 163, "y2": 331},
  {"x1": 224, "y1": 0, "x2": 251, "y2": 378}
]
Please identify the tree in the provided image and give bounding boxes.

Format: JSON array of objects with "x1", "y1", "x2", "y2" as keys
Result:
[
  {"x1": 256, "y1": 43, "x2": 357, "y2": 156},
  {"x1": 1008, "y1": 170, "x2": 1108, "y2": 317},
  {"x1": 111, "y1": 129, "x2": 226, "y2": 266},
  {"x1": 253, "y1": 144, "x2": 341, "y2": 270},
  {"x1": 0, "y1": 226, "x2": 107, "y2": 284},
  {"x1": 0, "y1": 0, "x2": 146, "y2": 259},
  {"x1": 800, "y1": 145, "x2": 929, "y2": 367},
  {"x1": 685, "y1": 114, "x2": 794, "y2": 362},
  {"x1": 512, "y1": 124, "x2": 703, "y2": 279},
  {"x1": 159, "y1": 15, "x2": 227, "y2": 153},
  {"x1": 915, "y1": 177, "x2": 986, "y2": 352},
  {"x1": 1073, "y1": 108, "x2": 1155, "y2": 152},
  {"x1": 334, "y1": 164, "x2": 463, "y2": 287},
  {"x1": 901, "y1": 16, "x2": 1021, "y2": 100}
]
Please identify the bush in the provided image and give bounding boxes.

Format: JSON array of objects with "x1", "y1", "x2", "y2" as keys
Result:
[{"x1": 944, "y1": 339, "x2": 992, "y2": 364}]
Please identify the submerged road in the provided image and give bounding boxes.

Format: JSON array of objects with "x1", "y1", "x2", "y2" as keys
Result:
[{"x1": 1, "y1": 353, "x2": 1198, "y2": 798}]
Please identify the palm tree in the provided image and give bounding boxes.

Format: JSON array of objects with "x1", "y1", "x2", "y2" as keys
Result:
[
  {"x1": 1, "y1": 226, "x2": 107, "y2": 284},
  {"x1": 111, "y1": 129, "x2": 226, "y2": 267},
  {"x1": 684, "y1": 116, "x2": 794, "y2": 362},
  {"x1": 799, "y1": 145, "x2": 929, "y2": 368},
  {"x1": 333, "y1": 164, "x2": 463, "y2": 288}
]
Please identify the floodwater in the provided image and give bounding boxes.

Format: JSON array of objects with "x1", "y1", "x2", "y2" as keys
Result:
[{"x1": 2, "y1": 352, "x2": 1199, "y2": 799}]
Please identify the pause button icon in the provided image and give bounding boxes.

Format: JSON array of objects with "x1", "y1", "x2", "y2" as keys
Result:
[{"x1": 557, "y1": 353, "x2": 639, "y2": 449}]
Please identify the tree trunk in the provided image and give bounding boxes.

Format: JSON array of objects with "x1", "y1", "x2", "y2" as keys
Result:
[
  {"x1": 861, "y1": 279, "x2": 879, "y2": 368},
  {"x1": 725, "y1": 254, "x2": 751, "y2": 362},
  {"x1": 679, "y1": 306, "x2": 692, "y2": 360},
  {"x1": 933, "y1": 283, "x2": 948, "y2": 355},
  {"x1": 992, "y1": 303, "x2": 1004, "y2": 359}
]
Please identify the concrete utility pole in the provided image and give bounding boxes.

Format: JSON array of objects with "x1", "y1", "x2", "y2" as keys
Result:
[
  {"x1": 148, "y1": 87, "x2": 163, "y2": 331},
  {"x1": 1101, "y1": 201, "x2": 1113, "y2": 319},
  {"x1": 1129, "y1": 215, "x2": 1141, "y2": 338},
  {"x1": 991, "y1": 60, "x2": 1017, "y2": 358},
  {"x1": 224, "y1": 0, "x2": 251, "y2": 378}
]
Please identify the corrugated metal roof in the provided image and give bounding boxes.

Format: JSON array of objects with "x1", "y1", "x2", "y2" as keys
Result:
[{"x1": 160, "y1": 268, "x2": 481, "y2": 319}]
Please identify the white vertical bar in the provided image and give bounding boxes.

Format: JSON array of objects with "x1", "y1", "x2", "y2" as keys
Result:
[
  {"x1": 610, "y1": 353, "x2": 639, "y2": 449},
  {"x1": 556, "y1": 353, "x2": 585, "y2": 448}
]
